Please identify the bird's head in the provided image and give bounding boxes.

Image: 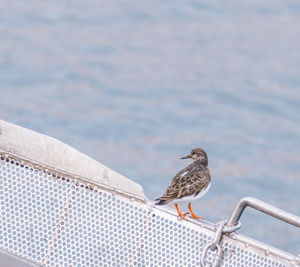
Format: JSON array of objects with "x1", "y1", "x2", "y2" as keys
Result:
[{"x1": 181, "y1": 148, "x2": 208, "y2": 165}]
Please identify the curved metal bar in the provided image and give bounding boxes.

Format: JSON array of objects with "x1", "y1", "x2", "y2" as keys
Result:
[{"x1": 227, "y1": 197, "x2": 300, "y2": 228}]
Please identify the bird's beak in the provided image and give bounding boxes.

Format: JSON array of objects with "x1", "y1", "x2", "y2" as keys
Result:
[{"x1": 181, "y1": 154, "x2": 192, "y2": 159}]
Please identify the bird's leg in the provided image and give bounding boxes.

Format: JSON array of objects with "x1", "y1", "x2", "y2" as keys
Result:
[
  {"x1": 174, "y1": 204, "x2": 189, "y2": 220},
  {"x1": 188, "y1": 202, "x2": 203, "y2": 219}
]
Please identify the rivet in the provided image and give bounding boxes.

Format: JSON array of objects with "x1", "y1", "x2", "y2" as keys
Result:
[{"x1": 230, "y1": 234, "x2": 236, "y2": 240}]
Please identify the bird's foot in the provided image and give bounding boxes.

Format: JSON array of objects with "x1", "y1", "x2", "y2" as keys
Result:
[
  {"x1": 190, "y1": 213, "x2": 204, "y2": 220},
  {"x1": 178, "y1": 211, "x2": 189, "y2": 221},
  {"x1": 188, "y1": 202, "x2": 204, "y2": 220},
  {"x1": 174, "y1": 204, "x2": 189, "y2": 221}
]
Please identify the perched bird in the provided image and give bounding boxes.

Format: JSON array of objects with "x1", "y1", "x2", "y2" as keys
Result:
[{"x1": 155, "y1": 148, "x2": 211, "y2": 220}]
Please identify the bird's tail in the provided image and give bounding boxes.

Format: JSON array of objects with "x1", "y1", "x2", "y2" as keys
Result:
[{"x1": 155, "y1": 198, "x2": 172, "y2": 205}]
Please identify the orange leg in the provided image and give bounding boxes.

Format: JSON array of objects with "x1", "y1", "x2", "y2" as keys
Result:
[
  {"x1": 174, "y1": 204, "x2": 189, "y2": 220},
  {"x1": 188, "y1": 202, "x2": 203, "y2": 219}
]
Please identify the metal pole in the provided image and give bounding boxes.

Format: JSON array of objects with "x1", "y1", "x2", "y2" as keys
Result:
[{"x1": 227, "y1": 197, "x2": 300, "y2": 228}]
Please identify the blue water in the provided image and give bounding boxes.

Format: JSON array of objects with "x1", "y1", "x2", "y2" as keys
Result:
[{"x1": 1, "y1": 0, "x2": 300, "y2": 255}]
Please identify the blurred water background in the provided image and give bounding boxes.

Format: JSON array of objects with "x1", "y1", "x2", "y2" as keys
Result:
[{"x1": 0, "y1": 0, "x2": 300, "y2": 255}]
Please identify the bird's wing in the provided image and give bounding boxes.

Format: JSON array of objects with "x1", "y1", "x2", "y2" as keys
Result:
[
  {"x1": 157, "y1": 167, "x2": 210, "y2": 201},
  {"x1": 168, "y1": 165, "x2": 192, "y2": 187}
]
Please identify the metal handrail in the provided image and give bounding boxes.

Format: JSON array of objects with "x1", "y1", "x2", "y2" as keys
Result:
[{"x1": 227, "y1": 197, "x2": 300, "y2": 228}]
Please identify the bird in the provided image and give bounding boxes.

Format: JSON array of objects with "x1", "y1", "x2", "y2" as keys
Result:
[{"x1": 155, "y1": 148, "x2": 211, "y2": 220}]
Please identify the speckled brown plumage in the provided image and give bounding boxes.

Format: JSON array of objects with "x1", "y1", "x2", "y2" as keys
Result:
[{"x1": 156, "y1": 163, "x2": 210, "y2": 204}]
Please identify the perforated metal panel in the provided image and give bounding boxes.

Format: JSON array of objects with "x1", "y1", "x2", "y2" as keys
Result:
[{"x1": 0, "y1": 154, "x2": 298, "y2": 267}]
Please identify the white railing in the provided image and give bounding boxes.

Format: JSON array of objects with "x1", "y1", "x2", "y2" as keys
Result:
[{"x1": 0, "y1": 119, "x2": 299, "y2": 267}]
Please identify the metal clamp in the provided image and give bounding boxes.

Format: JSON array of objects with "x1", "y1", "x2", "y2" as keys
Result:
[
  {"x1": 227, "y1": 197, "x2": 300, "y2": 228},
  {"x1": 200, "y1": 220, "x2": 241, "y2": 267}
]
